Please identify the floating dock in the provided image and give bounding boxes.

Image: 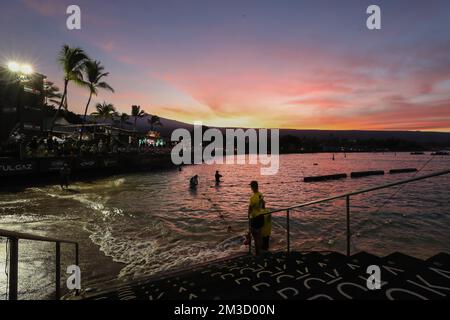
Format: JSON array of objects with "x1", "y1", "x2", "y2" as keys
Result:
[
  {"x1": 82, "y1": 250, "x2": 450, "y2": 300},
  {"x1": 305, "y1": 168, "x2": 418, "y2": 183},
  {"x1": 351, "y1": 170, "x2": 385, "y2": 178}
]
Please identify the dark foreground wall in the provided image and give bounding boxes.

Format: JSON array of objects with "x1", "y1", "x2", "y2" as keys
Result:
[{"x1": 0, "y1": 153, "x2": 175, "y2": 188}]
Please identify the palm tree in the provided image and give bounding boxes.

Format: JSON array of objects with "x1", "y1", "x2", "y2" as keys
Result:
[
  {"x1": 131, "y1": 105, "x2": 146, "y2": 131},
  {"x1": 91, "y1": 102, "x2": 118, "y2": 123},
  {"x1": 79, "y1": 60, "x2": 114, "y2": 141},
  {"x1": 50, "y1": 45, "x2": 89, "y2": 132},
  {"x1": 120, "y1": 113, "x2": 130, "y2": 129},
  {"x1": 43, "y1": 81, "x2": 62, "y2": 106},
  {"x1": 148, "y1": 115, "x2": 163, "y2": 131}
]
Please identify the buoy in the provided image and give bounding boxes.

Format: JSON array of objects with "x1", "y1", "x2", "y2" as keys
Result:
[
  {"x1": 304, "y1": 173, "x2": 347, "y2": 182},
  {"x1": 351, "y1": 170, "x2": 384, "y2": 178},
  {"x1": 389, "y1": 168, "x2": 418, "y2": 174}
]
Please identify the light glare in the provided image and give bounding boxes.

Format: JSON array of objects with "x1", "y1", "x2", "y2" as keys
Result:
[
  {"x1": 6, "y1": 61, "x2": 34, "y2": 75},
  {"x1": 20, "y1": 64, "x2": 33, "y2": 75},
  {"x1": 7, "y1": 61, "x2": 20, "y2": 72}
]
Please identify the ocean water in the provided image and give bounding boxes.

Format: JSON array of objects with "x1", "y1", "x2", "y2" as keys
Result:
[{"x1": 0, "y1": 152, "x2": 449, "y2": 299}]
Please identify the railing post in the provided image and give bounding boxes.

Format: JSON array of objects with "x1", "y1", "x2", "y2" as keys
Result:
[
  {"x1": 75, "y1": 243, "x2": 79, "y2": 266},
  {"x1": 55, "y1": 242, "x2": 61, "y2": 300},
  {"x1": 346, "y1": 195, "x2": 351, "y2": 257},
  {"x1": 75, "y1": 243, "x2": 81, "y2": 296},
  {"x1": 248, "y1": 218, "x2": 252, "y2": 255},
  {"x1": 8, "y1": 237, "x2": 19, "y2": 301},
  {"x1": 287, "y1": 210, "x2": 290, "y2": 253}
]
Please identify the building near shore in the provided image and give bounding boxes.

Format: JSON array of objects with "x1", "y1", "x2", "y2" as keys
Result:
[{"x1": 0, "y1": 66, "x2": 46, "y2": 143}]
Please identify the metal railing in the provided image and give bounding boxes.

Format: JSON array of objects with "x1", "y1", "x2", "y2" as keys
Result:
[
  {"x1": 0, "y1": 229, "x2": 79, "y2": 300},
  {"x1": 250, "y1": 169, "x2": 450, "y2": 256}
]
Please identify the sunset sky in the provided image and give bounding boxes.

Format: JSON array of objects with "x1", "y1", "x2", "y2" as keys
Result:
[{"x1": 1, "y1": 0, "x2": 450, "y2": 131}]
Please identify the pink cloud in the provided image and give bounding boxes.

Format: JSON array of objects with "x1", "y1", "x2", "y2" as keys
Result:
[{"x1": 20, "y1": 0, "x2": 66, "y2": 17}]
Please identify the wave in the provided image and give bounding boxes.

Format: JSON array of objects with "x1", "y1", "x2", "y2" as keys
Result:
[{"x1": 0, "y1": 199, "x2": 34, "y2": 205}]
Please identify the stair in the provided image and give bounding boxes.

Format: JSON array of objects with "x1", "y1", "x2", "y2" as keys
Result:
[{"x1": 84, "y1": 251, "x2": 450, "y2": 300}]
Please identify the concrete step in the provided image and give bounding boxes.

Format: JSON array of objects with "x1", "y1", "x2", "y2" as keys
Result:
[
  {"x1": 370, "y1": 252, "x2": 450, "y2": 300},
  {"x1": 85, "y1": 251, "x2": 450, "y2": 300}
]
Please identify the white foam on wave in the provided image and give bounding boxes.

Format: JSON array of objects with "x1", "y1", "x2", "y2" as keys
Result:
[
  {"x1": 0, "y1": 199, "x2": 34, "y2": 205},
  {"x1": 85, "y1": 214, "x2": 246, "y2": 280},
  {"x1": 31, "y1": 186, "x2": 124, "y2": 220},
  {"x1": 27, "y1": 186, "x2": 128, "y2": 262},
  {"x1": 110, "y1": 178, "x2": 126, "y2": 187},
  {"x1": 27, "y1": 177, "x2": 126, "y2": 194},
  {"x1": 67, "y1": 194, "x2": 124, "y2": 220},
  {"x1": 69, "y1": 177, "x2": 126, "y2": 191},
  {"x1": 116, "y1": 240, "x2": 243, "y2": 279},
  {"x1": 21, "y1": 179, "x2": 245, "y2": 281}
]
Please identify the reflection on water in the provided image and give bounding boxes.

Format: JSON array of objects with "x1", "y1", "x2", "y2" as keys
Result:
[{"x1": 0, "y1": 153, "x2": 450, "y2": 299}]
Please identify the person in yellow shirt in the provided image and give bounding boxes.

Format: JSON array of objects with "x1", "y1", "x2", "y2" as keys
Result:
[{"x1": 248, "y1": 181, "x2": 270, "y2": 255}]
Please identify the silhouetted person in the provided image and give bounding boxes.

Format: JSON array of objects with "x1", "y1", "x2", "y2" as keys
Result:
[
  {"x1": 215, "y1": 171, "x2": 223, "y2": 184},
  {"x1": 59, "y1": 163, "x2": 71, "y2": 190},
  {"x1": 190, "y1": 175, "x2": 199, "y2": 189}
]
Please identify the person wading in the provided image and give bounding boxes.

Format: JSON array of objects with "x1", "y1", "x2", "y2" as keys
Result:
[
  {"x1": 59, "y1": 163, "x2": 71, "y2": 190},
  {"x1": 248, "y1": 181, "x2": 267, "y2": 256},
  {"x1": 190, "y1": 175, "x2": 199, "y2": 189},
  {"x1": 215, "y1": 171, "x2": 223, "y2": 185}
]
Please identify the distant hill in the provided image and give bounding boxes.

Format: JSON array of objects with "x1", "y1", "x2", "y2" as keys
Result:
[
  {"x1": 137, "y1": 116, "x2": 450, "y2": 145},
  {"x1": 90, "y1": 114, "x2": 450, "y2": 146},
  {"x1": 277, "y1": 129, "x2": 450, "y2": 145}
]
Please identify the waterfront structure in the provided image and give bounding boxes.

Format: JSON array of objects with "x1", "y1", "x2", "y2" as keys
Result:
[{"x1": 0, "y1": 66, "x2": 46, "y2": 142}]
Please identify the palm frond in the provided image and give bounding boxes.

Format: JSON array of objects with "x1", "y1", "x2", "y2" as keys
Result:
[{"x1": 97, "y1": 82, "x2": 115, "y2": 93}]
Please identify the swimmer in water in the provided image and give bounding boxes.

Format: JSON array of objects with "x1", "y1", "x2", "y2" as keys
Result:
[
  {"x1": 190, "y1": 175, "x2": 199, "y2": 189},
  {"x1": 215, "y1": 171, "x2": 223, "y2": 184}
]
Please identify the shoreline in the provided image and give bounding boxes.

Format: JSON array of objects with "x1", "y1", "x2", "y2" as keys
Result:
[{"x1": 0, "y1": 153, "x2": 176, "y2": 190}]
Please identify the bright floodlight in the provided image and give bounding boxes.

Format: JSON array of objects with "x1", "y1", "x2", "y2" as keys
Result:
[
  {"x1": 20, "y1": 64, "x2": 33, "y2": 75},
  {"x1": 7, "y1": 61, "x2": 20, "y2": 72}
]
